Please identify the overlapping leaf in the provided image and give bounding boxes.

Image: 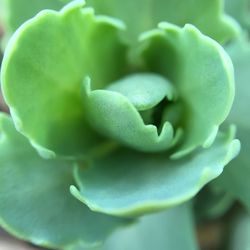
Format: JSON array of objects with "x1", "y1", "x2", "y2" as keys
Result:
[
  {"x1": 82, "y1": 76, "x2": 180, "y2": 152},
  {"x1": 140, "y1": 23, "x2": 235, "y2": 158},
  {"x1": 1, "y1": 1, "x2": 128, "y2": 158},
  {"x1": 71, "y1": 129, "x2": 239, "y2": 217},
  {"x1": 0, "y1": 113, "x2": 131, "y2": 249}
]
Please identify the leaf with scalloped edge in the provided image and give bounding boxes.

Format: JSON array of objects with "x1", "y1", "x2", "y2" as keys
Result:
[
  {"x1": 86, "y1": 0, "x2": 239, "y2": 44},
  {"x1": 0, "y1": 113, "x2": 131, "y2": 249},
  {"x1": 225, "y1": 0, "x2": 250, "y2": 31},
  {"x1": 70, "y1": 129, "x2": 240, "y2": 217},
  {"x1": 139, "y1": 23, "x2": 235, "y2": 158},
  {"x1": 82, "y1": 75, "x2": 181, "y2": 153},
  {"x1": 1, "y1": 0, "x2": 128, "y2": 158},
  {"x1": 213, "y1": 36, "x2": 250, "y2": 211}
]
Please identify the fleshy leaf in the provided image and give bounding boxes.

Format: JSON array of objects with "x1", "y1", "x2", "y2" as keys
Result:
[
  {"x1": 106, "y1": 73, "x2": 175, "y2": 111},
  {"x1": 86, "y1": 0, "x2": 239, "y2": 44},
  {"x1": 71, "y1": 130, "x2": 240, "y2": 217},
  {"x1": 0, "y1": 113, "x2": 130, "y2": 249},
  {"x1": 213, "y1": 36, "x2": 250, "y2": 210},
  {"x1": 225, "y1": 0, "x2": 250, "y2": 31},
  {"x1": 140, "y1": 23, "x2": 235, "y2": 158},
  {"x1": 95, "y1": 204, "x2": 198, "y2": 250},
  {"x1": 1, "y1": 1, "x2": 128, "y2": 157},
  {"x1": 82, "y1": 77, "x2": 180, "y2": 153}
]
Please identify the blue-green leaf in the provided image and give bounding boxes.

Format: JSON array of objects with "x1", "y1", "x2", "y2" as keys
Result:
[
  {"x1": 98, "y1": 204, "x2": 198, "y2": 250},
  {"x1": 71, "y1": 130, "x2": 240, "y2": 217},
  {"x1": 0, "y1": 114, "x2": 130, "y2": 249}
]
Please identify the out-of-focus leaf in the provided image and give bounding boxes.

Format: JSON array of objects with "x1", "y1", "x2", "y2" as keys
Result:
[
  {"x1": 0, "y1": 0, "x2": 70, "y2": 48},
  {"x1": 194, "y1": 186, "x2": 234, "y2": 221},
  {"x1": 214, "y1": 36, "x2": 250, "y2": 210},
  {"x1": 1, "y1": 1, "x2": 128, "y2": 158},
  {"x1": 225, "y1": 0, "x2": 250, "y2": 31},
  {"x1": 227, "y1": 211, "x2": 250, "y2": 250},
  {"x1": 71, "y1": 130, "x2": 240, "y2": 217},
  {"x1": 0, "y1": 113, "x2": 131, "y2": 249},
  {"x1": 96, "y1": 204, "x2": 198, "y2": 250},
  {"x1": 86, "y1": 0, "x2": 239, "y2": 44}
]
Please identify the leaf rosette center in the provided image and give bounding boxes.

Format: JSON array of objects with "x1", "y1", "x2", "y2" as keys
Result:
[{"x1": 82, "y1": 73, "x2": 182, "y2": 153}]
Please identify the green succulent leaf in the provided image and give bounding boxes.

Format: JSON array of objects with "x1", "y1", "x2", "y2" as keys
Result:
[
  {"x1": 0, "y1": 113, "x2": 131, "y2": 249},
  {"x1": 225, "y1": 0, "x2": 250, "y2": 31},
  {"x1": 1, "y1": 1, "x2": 128, "y2": 158},
  {"x1": 106, "y1": 73, "x2": 175, "y2": 111},
  {"x1": 96, "y1": 204, "x2": 198, "y2": 250},
  {"x1": 86, "y1": 0, "x2": 239, "y2": 44},
  {"x1": 214, "y1": 36, "x2": 250, "y2": 210},
  {"x1": 82, "y1": 77, "x2": 180, "y2": 153},
  {"x1": 71, "y1": 129, "x2": 240, "y2": 217},
  {"x1": 139, "y1": 23, "x2": 235, "y2": 158}
]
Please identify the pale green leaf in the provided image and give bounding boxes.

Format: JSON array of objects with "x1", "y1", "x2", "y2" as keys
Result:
[
  {"x1": 71, "y1": 130, "x2": 240, "y2": 217},
  {"x1": 106, "y1": 73, "x2": 175, "y2": 111},
  {"x1": 0, "y1": 113, "x2": 130, "y2": 249},
  {"x1": 86, "y1": 0, "x2": 239, "y2": 44},
  {"x1": 194, "y1": 186, "x2": 234, "y2": 221},
  {"x1": 140, "y1": 23, "x2": 235, "y2": 158},
  {"x1": 1, "y1": 1, "x2": 128, "y2": 158},
  {"x1": 82, "y1": 76, "x2": 180, "y2": 153}
]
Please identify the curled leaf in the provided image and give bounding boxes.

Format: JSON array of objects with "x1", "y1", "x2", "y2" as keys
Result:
[
  {"x1": 71, "y1": 130, "x2": 240, "y2": 217},
  {"x1": 1, "y1": 1, "x2": 128, "y2": 158},
  {"x1": 82, "y1": 77, "x2": 180, "y2": 152},
  {"x1": 140, "y1": 23, "x2": 235, "y2": 158}
]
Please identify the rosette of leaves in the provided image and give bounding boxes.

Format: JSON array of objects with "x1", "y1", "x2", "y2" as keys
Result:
[{"x1": 0, "y1": 0, "x2": 241, "y2": 249}]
